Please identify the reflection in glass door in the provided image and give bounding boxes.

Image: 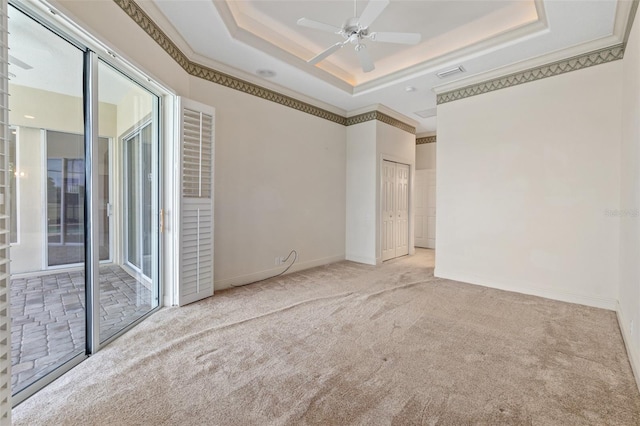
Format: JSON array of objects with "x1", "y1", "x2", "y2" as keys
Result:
[
  {"x1": 46, "y1": 132, "x2": 109, "y2": 267},
  {"x1": 98, "y1": 61, "x2": 159, "y2": 343},
  {"x1": 124, "y1": 123, "x2": 153, "y2": 278}
]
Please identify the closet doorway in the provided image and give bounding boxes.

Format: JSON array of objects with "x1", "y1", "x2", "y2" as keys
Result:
[{"x1": 381, "y1": 160, "x2": 410, "y2": 261}]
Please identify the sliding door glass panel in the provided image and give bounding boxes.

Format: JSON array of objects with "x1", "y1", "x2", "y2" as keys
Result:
[
  {"x1": 46, "y1": 131, "x2": 84, "y2": 266},
  {"x1": 98, "y1": 139, "x2": 111, "y2": 262},
  {"x1": 98, "y1": 60, "x2": 159, "y2": 343},
  {"x1": 8, "y1": 4, "x2": 86, "y2": 394}
]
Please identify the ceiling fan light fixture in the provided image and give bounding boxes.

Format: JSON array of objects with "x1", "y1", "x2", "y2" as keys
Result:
[
  {"x1": 297, "y1": 0, "x2": 417, "y2": 73},
  {"x1": 436, "y1": 66, "x2": 465, "y2": 79}
]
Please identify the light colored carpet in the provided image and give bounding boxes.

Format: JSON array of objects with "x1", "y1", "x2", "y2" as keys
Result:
[{"x1": 12, "y1": 249, "x2": 640, "y2": 425}]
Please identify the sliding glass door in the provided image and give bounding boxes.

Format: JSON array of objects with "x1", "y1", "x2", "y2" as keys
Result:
[{"x1": 8, "y1": 3, "x2": 161, "y2": 401}]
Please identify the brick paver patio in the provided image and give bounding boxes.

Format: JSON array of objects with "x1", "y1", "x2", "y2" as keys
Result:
[{"x1": 10, "y1": 265, "x2": 154, "y2": 393}]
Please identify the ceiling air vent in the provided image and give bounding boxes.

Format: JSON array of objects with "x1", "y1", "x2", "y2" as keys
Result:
[
  {"x1": 436, "y1": 66, "x2": 465, "y2": 79},
  {"x1": 415, "y1": 108, "x2": 437, "y2": 118}
]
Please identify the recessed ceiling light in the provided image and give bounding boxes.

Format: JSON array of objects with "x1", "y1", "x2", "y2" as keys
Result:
[
  {"x1": 256, "y1": 69, "x2": 276, "y2": 78},
  {"x1": 436, "y1": 66, "x2": 465, "y2": 79},
  {"x1": 24, "y1": 115, "x2": 35, "y2": 119},
  {"x1": 405, "y1": 86, "x2": 417, "y2": 92}
]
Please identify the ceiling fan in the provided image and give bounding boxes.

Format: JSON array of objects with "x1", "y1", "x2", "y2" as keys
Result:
[{"x1": 297, "y1": 0, "x2": 421, "y2": 73}]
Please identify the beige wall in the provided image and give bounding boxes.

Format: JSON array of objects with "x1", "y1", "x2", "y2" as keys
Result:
[
  {"x1": 189, "y1": 77, "x2": 347, "y2": 288},
  {"x1": 436, "y1": 60, "x2": 623, "y2": 309},
  {"x1": 619, "y1": 5, "x2": 640, "y2": 388},
  {"x1": 9, "y1": 84, "x2": 117, "y2": 137},
  {"x1": 416, "y1": 143, "x2": 436, "y2": 170}
]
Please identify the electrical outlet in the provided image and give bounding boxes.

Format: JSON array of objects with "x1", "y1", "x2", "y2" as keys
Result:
[
  {"x1": 274, "y1": 257, "x2": 281, "y2": 266},
  {"x1": 279, "y1": 256, "x2": 287, "y2": 265}
]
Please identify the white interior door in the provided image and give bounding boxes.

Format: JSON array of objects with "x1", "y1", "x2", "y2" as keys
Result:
[
  {"x1": 381, "y1": 160, "x2": 396, "y2": 261},
  {"x1": 414, "y1": 169, "x2": 428, "y2": 248},
  {"x1": 395, "y1": 163, "x2": 409, "y2": 256},
  {"x1": 381, "y1": 160, "x2": 410, "y2": 261}
]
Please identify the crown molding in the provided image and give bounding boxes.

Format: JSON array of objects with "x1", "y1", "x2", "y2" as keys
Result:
[
  {"x1": 416, "y1": 136, "x2": 437, "y2": 145},
  {"x1": 436, "y1": 43, "x2": 625, "y2": 105}
]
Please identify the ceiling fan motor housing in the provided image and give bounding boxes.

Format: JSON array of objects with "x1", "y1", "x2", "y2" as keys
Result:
[{"x1": 343, "y1": 17, "x2": 369, "y2": 40}]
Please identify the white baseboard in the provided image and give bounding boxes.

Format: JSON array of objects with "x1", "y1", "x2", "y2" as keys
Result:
[
  {"x1": 345, "y1": 254, "x2": 377, "y2": 265},
  {"x1": 214, "y1": 254, "x2": 345, "y2": 290},
  {"x1": 434, "y1": 268, "x2": 618, "y2": 311},
  {"x1": 616, "y1": 302, "x2": 640, "y2": 394}
]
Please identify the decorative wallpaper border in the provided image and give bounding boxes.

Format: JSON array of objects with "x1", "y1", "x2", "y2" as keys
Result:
[
  {"x1": 346, "y1": 111, "x2": 416, "y2": 134},
  {"x1": 416, "y1": 136, "x2": 436, "y2": 144},
  {"x1": 437, "y1": 44, "x2": 626, "y2": 105}
]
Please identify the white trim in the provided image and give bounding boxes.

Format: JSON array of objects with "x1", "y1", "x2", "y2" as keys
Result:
[
  {"x1": 434, "y1": 267, "x2": 618, "y2": 311},
  {"x1": 345, "y1": 254, "x2": 376, "y2": 265},
  {"x1": 215, "y1": 254, "x2": 345, "y2": 291},
  {"x1": 616, "y1": 301, "x2": 640, "y2": 394}
]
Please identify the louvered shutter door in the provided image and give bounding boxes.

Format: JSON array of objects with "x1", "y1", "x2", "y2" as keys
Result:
[
  {"x1": 178, "y1": 99, "x2": 215, "y2": 306},
  {"x1": 0, "y1": 2, "x2": 10, "y2": 420}
]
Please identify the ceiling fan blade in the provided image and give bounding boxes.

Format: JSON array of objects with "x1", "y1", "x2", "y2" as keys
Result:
[
  {"x1": 308, "y1": 42, "x2": 345, "y2": 65},
  {"x1": 358, "y1": 0, "x2": 390, "y2": 29},
  {"x1": 371, "y1": 31, "x2": 421, "y2": 45},
  {"x1": 297, "y1": 17, "x2": 342, "y2": 34},
  {"x1": 355, "y1": 44, "x2": 375, "y2": 73}
]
